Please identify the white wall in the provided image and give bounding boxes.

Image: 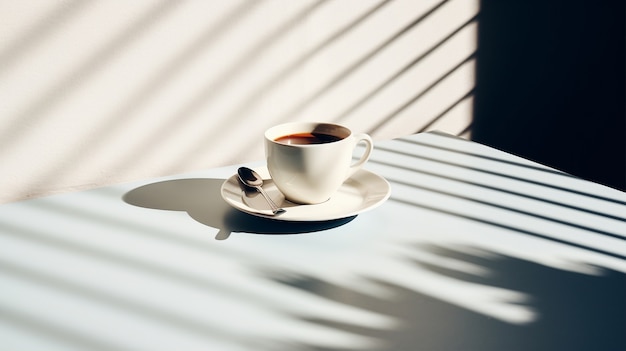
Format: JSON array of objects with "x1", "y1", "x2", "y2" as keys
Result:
[{"x1": 0, "y1": 0, "x2": 478, "y2": 203}]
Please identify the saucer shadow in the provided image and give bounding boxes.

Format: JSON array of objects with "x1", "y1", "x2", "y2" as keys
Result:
[{"x1": 122, "y1": 178, "x2": 356, "y2": 240}]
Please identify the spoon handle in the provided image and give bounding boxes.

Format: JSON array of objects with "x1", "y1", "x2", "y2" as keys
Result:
[{"x1": 255, "y1": 186, "x2": 285, "y2": 215}]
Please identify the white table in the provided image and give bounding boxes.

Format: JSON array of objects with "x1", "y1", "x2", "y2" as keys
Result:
[{"x1": 1, "y1": 131, "x2": 625, "y2": 351}]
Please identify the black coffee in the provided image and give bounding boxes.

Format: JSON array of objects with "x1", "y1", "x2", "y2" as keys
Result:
[{"x1": 275, "y1": 132, "x2": 342, "y2": 145}]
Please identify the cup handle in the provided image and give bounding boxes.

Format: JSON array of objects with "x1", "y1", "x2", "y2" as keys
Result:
[{"x1": 347, "y1": 133, "x2": 373, "y2": 178}]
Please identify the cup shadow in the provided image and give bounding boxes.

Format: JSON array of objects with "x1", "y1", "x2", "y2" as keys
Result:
[{"x1": 122, "y1": 178, "x2": 356, "y2": 240}]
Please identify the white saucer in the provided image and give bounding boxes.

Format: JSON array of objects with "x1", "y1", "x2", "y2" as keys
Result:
[{"x1": 220, "y1": 167, "x2": 390, "y2": 221}]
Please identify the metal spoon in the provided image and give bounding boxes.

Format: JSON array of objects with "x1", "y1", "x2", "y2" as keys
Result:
[{"x1": 237, "y1": 167, "x2": 285, "y2": 215}]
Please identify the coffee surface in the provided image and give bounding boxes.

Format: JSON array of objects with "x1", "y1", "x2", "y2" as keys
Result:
[{"x1": 274, "y1": 132, "x2": 342, "y2": 145}]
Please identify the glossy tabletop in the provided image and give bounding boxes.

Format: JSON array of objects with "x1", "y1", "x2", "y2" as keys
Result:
[{"x1": 1, "y1": 131, "x2": 625, "y2": 351}]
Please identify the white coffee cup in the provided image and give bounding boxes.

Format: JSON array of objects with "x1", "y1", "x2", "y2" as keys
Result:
[{"x1": 264, "y1": 122, "x2": 373, "y2": 204}]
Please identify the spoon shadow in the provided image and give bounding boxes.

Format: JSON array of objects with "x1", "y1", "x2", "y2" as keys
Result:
[{"x1": 122, "y1": 178, "x2": 355, "y2": 240}]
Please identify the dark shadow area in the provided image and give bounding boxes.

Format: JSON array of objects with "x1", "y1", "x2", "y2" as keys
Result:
[
  {"x1": 122, "y1": 178, "x2": 355, "y2": 240},
  {"x1": 266, "y1": 245, "x2": 626, "y2": 351},
  {"x1": 472, "y1": 1, "x2": 625, "y2": 191}
]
